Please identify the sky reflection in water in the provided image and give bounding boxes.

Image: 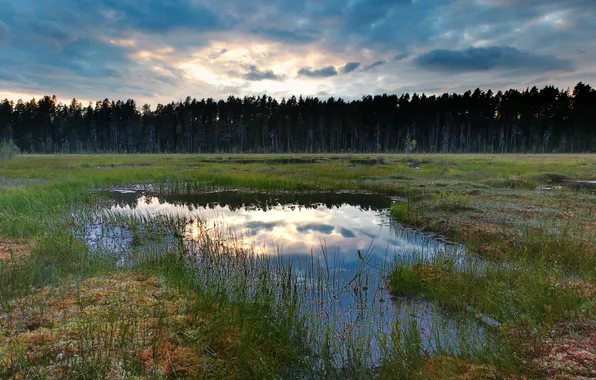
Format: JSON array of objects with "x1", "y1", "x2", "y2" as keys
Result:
[
  {"x1": 97, "y1": 190, "x2": 485, "y2": 361},
  {"x1": 107, "y1": 191, "x2": 444, "y2": 268}
]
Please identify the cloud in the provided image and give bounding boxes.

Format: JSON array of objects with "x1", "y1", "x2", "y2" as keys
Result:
[
  {"x1": 48, "y1": 38, "x2": 127, "y2": 78},
  {"x1": 243, "y1": 65, "x2": 283, "y2": 81},
  {"x1": 32, "y1": 20, "x2": 78, "y2": 50},
  {"x1": 0, "y1": 20, "x2": 10, "y2": 43},
  {"x1": 208, "y1": 48, "x2": 228, "y2": 59},
  {"x1": 0, "y1": 69, "x2": 32, "y2": 84},
  {"x1": 298, "y1": 66, "x2": 338, "y2": 78},
  {"x1": 244, "y1": 221, "x2": 282, "y2": 235},
  {"x1": 0, "y1": 0, "x2": 594, "y2": 103},
  {"x1": 0, "y1": 35, "x2": 129, "y2": 97},
  {"x1": 345, "y1": 0, "x2": 414, "y2": 29},
  {"x1": 251, "y1": 27, "x2": 317, "y2": 44},
  {"x1": 414, "y1": 46, "x2": 573, "y2": 73},
  {"x1": 100, "y1": 0, "x2": 223, "y2": 33},
  {"x1": 341, "y1": 62, "x2": 361, "y2": 74},
  {"x1": 34, "y1": 21, "x2": 74, "y2": 42},
  {"x1": 364, "y1": 60, "x2": 386, "y2": 71},
  {"x1": 0, "y1": 69, "x2": 11, "y2": 82},
  {"x1": 338, "y1": 228, "x2": 356, "y2": 238},
  {"x1": 296, "y1": 224, "x2": 335, "y2": 234}
]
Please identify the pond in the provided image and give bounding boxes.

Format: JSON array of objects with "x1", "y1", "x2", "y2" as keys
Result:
[
  {"x1": 81, "y1": 189, "x2": 487, "y2": 368},
  {"x1": 100, "y1": 190, "x2": 445, "y2": 261}
]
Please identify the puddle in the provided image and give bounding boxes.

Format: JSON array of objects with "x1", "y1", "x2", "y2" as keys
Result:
[
  {"x1": 563, "y1": 179, "x2": 596, "y2": 191},
  {"x1": 537, "y1": 185, "x2": 563, "y2": 191},
  {"x1": 104, "y1": 191, "x2": 432, "y2": 258},
  {"x1": 349, "y1": 158, "x2": 386, "y2": 165},
  {"x1": 80, "y1": 189, "x2": 487, "y2": 367},
  {"x1": 565, "y1": 179, "x2": 596, "y2": 184}
]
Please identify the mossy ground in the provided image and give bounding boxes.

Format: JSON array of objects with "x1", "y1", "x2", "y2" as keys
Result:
[{"x1": 0, "y1": 271, "x2": 301, "y2": 379}]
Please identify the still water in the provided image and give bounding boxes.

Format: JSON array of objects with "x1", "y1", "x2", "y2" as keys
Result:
[
  {"x1": 84, "y1": 189, "x2": 486, "y2": 366},
  {"x1": 101, "y1": 191, "x2": 446, "y2": 263}
]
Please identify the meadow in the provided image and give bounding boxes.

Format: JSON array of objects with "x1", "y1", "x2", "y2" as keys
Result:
[{"x1": 0, "y1": 153, "x2": 594, "y2": 379}]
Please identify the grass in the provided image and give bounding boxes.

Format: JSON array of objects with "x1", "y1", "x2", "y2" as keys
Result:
[{"x1": 0, "y1": 153, "x2": 595, "y2": 378}]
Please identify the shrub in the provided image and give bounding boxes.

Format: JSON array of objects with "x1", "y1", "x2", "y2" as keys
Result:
[
  {"x1": 0, "y1": 139, "x2": 20, "y2": 160},
  {"x1": 432, "y1": 191, "x2": 471, "y2": 212}
]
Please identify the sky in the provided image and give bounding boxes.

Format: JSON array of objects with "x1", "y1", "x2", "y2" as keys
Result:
[{"x1": 0, "y1": 0, "x2": 595, "y2": 106}]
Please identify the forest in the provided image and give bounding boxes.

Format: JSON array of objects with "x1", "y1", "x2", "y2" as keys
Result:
[{"x1": 1, "y1": 82, "x2": 595, "y2": 154}]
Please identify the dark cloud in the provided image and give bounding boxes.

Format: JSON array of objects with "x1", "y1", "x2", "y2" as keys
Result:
[
  {"x1": 296, "y1": 224, "x2": 335, "y2": 234},
  {"x1": 394, "y1": 52, "x2": 410, "y2": 61},
  {"x1": 244, "y1": 221, "x2": 282, "y2": 235},
  {"x1": 298, "y1": 66, "x2": 338, "y2": 78},
  {"x1": 0, "y1": 69, "x2": 29, "y2": 84},
  {"x1": 243, "y1": 65, "x2": 283, "y2": 81},
  {"x1": 355, "y1": 228, "x2": 377, "y2": 240},
  {"x1": 209, "y1": 48, "x2": 228, "y2": 59},
  {"x1": 0, "y1": 69, "x2": 11, "y2": 82},
  {"x1": 245, "y1": 221, "x2": 280, "y2": 230},
  {"x1": 0, "y1": 35, "x2": 129, "y2": 95},
  {"x1": 49, "y1": 38, "x2": 127, "y2": 77},
  {"x1": 364, "y1": 60, "x2": 386, "y2": 71},
  {"x1": 100, "y1": 0, "x2": 223, "y2": 33},
  {"x1": 0, "y1": 2, "x2": 135, "y2": 96},
  {"x1": 488, "y1": 0, "x2": 596, "y2": 11},
  {"x1": 341, "y1": 62, "x2": 361, "y2": 74},
  {"x1": 0, "y1": 20, "x2": 11, "y2": 43},
  {"x1": 338, "y1": 228, "x2": 356, "y2": 238},
  {"x1": 251, "y1": 27, "x2": 317, "y2": 44},
  {"x1": 415, "y1": 46, "x2": 573, "y2": 73},
  {"x1": 32, "y1": 20, "x2": 77, "y2": 50},
  {"x1": 34, "y1": 21, "x2": 74, "y2": 42},
  {"x1": 147, "y1": 64, "x2": 187, "y2": 85},
  {"x1": 346, "y1": 0, "x2": 413, "y2": 29},
  {"x1": 337, "y1": 0, "x2": 444, "y2": 50}
]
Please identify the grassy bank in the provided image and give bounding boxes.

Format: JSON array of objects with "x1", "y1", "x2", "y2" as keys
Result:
[
  {"x1": 0, "y1": 226, "x2": 308, "y2": 378},
  {"x1": 0, "y1": 153, "x2": 595, "y2": 378}
]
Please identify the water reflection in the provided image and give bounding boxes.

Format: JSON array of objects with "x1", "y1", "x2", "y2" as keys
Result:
[
  {"x1": 104, "y1": 190, "x2": 446, "y2": 267},
  {"x1": 85, "y1": 189, "x2": 486, "y2": 366},
  {"x1": 109, "y1": 190, "x2": 392, "y2": 211}
]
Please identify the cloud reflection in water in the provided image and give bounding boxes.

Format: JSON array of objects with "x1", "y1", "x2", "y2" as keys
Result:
[{"x1": 108, "y1": 195, "x2": 437, "y2": 265}]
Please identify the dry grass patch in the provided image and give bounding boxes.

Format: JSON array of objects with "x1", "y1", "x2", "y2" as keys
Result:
[
  {"x1": 0, "y1": 240, "x2": 31, "y2": 261},
  {"x1": 557, "y1": 281, "x2": 596, "y2": 300}
]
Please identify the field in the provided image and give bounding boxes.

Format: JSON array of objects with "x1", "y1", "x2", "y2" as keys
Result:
[{"x1": 0, "y1": 154, "x2": 595, "y2": 379}]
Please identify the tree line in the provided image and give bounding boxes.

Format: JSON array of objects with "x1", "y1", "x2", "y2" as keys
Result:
[{"x1": 1, "y1": 82, "x2": 595, "y2": 154}]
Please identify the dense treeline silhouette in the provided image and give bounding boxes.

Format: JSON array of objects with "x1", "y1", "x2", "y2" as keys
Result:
[{"x1": 1, "y1": 82, "x2": 595, "y2": 154}]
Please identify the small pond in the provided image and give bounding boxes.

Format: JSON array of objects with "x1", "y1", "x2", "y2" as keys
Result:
[{"x1": 81, "y1": 189, "x2": 487, "y2": 367}]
